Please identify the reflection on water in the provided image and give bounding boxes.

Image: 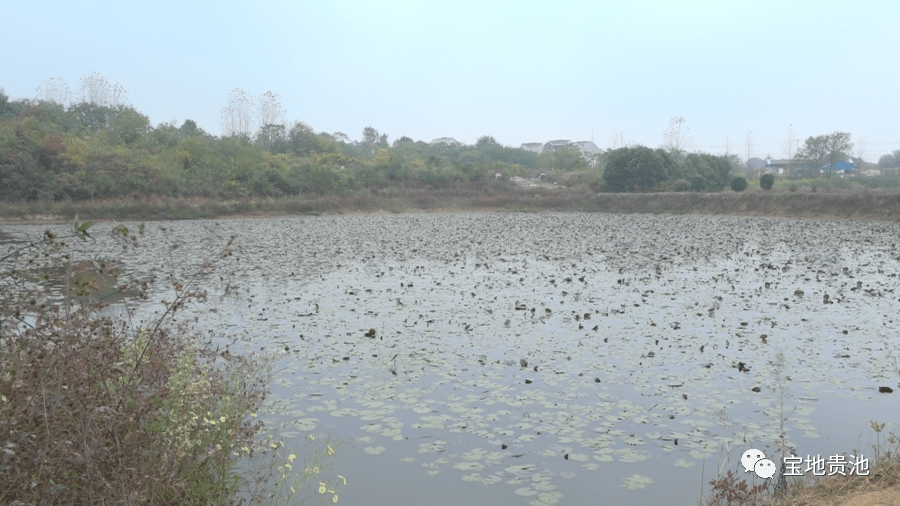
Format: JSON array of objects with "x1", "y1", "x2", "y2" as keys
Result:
[{"x1": 3, "y1": 213, "x2": 899, "y2": 505}]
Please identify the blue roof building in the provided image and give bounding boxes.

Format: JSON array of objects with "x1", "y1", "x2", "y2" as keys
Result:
[{"x1": 833, "y1": 161, "x2": 855, "y2": 173}]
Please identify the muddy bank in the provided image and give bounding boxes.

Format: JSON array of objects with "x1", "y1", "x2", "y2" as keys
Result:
[{"x1": 1, "y1": 190, "x2": 898, "y2": 223}]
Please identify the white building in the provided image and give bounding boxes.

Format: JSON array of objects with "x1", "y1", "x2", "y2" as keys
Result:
[
  {"x1": 519, "y1": 142, "x2": 543, "y2": 155},
  {"x1": 429, "y1": 137, "x2": 461, "y2": 147}
]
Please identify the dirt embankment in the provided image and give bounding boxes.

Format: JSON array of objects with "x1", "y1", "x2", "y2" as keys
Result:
[
  {"x1": 589, "y1": 191, "x2": 900, "y2": 220},
  {"x1": 2, "y1": 189, "x2": 900, "y2": 223}
]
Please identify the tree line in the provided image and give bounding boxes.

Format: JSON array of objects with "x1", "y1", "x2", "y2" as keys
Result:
[
  {"x1": 1, "y1": 75, "x2": 894, "y2": 202},
  {"x1": 0, "y1": 78, "x2": 546, "y2": 201}
]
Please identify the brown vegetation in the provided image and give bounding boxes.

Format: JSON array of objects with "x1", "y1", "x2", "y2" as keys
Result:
[
  {"x1": 0, "y1": 223, "x2": 306, "y2": 505},
  {"x1": 2, "y1": 185, "x2": 900, "y2": 223}
]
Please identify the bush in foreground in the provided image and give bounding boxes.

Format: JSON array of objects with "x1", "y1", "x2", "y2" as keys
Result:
[
  {"x1": 760, "y1": 173, "x2": 775, "y2": 190},
  {"x1": 0, "y1": 222, "x2": 325, "y2": 505}
]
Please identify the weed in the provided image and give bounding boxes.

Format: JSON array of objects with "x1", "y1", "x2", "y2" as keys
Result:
[
  {"x1": 0, "y1": 220, "x2": 333, "y2": 505},
  {"x1": 702, "y1": 349, "x2": 900, "y2": 506},
  {"x1": 708, "y1": 469, "x2": 767, "y2": 506}
]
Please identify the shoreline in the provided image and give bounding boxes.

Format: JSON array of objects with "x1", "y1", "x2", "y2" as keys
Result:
[{"x1": 1, "y1": 190, "x2": 899, "y2": 225}]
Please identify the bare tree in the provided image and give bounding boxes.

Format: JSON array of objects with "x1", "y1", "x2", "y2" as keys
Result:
[
  {"x1": 661, "y1": 117, "x2": 694, "y2": 155},
  {"x1": 220, "y1": 88, "x2": 254, "y2": 138},
  {"x1": 610, "y1": 129, "x2": 628, "y2": 150},
  {"x1": 256, "y1": 90, "x2": 286, "y2": 131},
  {"x1": 255, "y1": 90, "x2": 287, "y2": 151},
  {"x1": 78, "y1": 71, "x2": 128, "y2": 107},
  {"x1": 36, "y1": 77, "x2": 72, "y2": 106}
]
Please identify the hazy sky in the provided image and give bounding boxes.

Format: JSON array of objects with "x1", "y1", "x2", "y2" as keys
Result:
[{"x1": 4, "y1": 0, "x2": 898, "y2": 161}]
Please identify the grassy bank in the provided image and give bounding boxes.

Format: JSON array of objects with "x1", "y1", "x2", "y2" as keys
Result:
[
  {"x1": 0, "y1": 224, "x2": 331, "y2": 505},
  {"x1": 3, "y1": 185, "x2": 900, "y2": 222}
]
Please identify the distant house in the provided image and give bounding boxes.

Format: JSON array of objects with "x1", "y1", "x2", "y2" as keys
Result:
[
  {"x1": 542, "y1": 140, "x2": 572, "y2": 153},
  {"x1": 818, "y1": 161, "x2": 855, "y2": 177},
  {"x1": 572, "y1": 141, "x2": 602, "y2": 168},
  {"x1": 520, "y1": 142, "x2": 544, "y2": 155},
  {"x1": 833, "y1": 161, "x2": 855, "y2": 173},
  {"x1": 572, "y1": 141, "x2": 602, "y2": 157},
  {"x1": 521, "y1": 139, "x2": 602, "y2": 167},
  {"x1": 766, "y1": 158, "x2": 813, "y2": 176},
  {"x1": 429, "y1": 137, "x2": 461, "y2": 147}
]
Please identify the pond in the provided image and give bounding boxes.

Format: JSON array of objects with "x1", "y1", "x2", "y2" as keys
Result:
[{"x1": 3, "y1": 213, "x2": 899, "y2": 505}]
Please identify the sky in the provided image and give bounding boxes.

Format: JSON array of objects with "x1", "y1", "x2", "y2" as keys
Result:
[{"x1": 3, "y1": 0, "x2": 899, "y2": 162}]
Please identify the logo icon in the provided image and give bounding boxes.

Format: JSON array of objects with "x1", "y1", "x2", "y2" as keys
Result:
[
  {"x1": 741, "y1": 449, "x2": 778, "y2": 479},
  {"x1": 754, "y1": 458, "x2": 777, "y2": 479},
  {"x1": 741, "y1": 449, "x2": 765, "y2": 473}
]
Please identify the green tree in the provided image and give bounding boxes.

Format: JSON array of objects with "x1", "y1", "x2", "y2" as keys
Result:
[
  {"x1": 288, "y1": 121, "x2": 337, "y2": 156},
  {"x1": 179, "y1": 119, "x2": 207, "y2": 137},
  {"x1": 0, "y1": 88, "x2": 18, "y2": 118},
  {"x1": 392, "y1": 136, "x2": 414, "y2": 147},
  {"x1": 730, "y1": 176, "x2": 748, "y2": 192},
  {"x1": 690, "y1": 175, "x2": 707, "y2": 192},
  {"x1": 878, "y1": 149, "x2": 900, "y2": 169},
  {"x1": 539, "y1": 145, "x2": 589, "y2": 172},
  {"x1": 476, "y1": 135, "x2": 498, "y2": 147},
  {"x1": 603, "y1": 148, "x2": 635, "y2": 191},
  {"x1": 602, "y1": 146, "x2": 667, "y2": 192},
  {"x1": 680, "y1": 153, "x2": 731, "y2": 190},
  {"x1": 256, "y1": 123, "x2": 287, "y2": 153},
  {"x1": 67, "y1": 102, "x2": 116, "y2": 132},
  {"x1": 655, "y1": 148, "x2": 679, "y2": 180},
  {"x1": 362, "y1": 126, "x2": 388, "y2": 147},
  {"x1": 796, "y1": 132, "x2": 853, "y2": 177},
  {"x1": 106, "y1": 106, "x2": 150, "y2": 145},
  {"x1": 760, "y1": 173, "x2": 775, "y2": 190},
  {"x1": 673, "y1": 179, "x2": 690, "y2": 192}
]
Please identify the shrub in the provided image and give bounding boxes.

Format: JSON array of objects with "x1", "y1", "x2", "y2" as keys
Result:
[
  {"x1": 730, "y1": 176, "x2": 748, "y2": 192},
  {"x1": 690, "y1": 175, "x2": 707, "y2": 192},
  {"x1": 760, "y1": 173, "x2": 775, "y2": 190},
  {"x1": 0, "y1": 222, "x2": 319, "y2": 505},
  {"x1": 673, "y1": 179, "x2": 690, "y2": 192}
]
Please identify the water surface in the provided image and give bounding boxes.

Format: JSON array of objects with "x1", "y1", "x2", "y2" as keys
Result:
[{"x1": 4, "y1": 213, "x2": 898, "y2": 505}]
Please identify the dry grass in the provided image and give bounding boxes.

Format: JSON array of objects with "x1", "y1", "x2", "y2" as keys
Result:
[
  {"x1": 3, "y1": 186, "x2": 900, "y2": 223},
  {"x1": 701, "y1": 431, "x2": 900, "y2": 506},
  {"x1": 702, "y1": 350, "x2": 900, "y2": 506},
  {"x1": 780, "y1": 459, "x2": 900, "y2": 506},
  {"x1": 0, "y1": 223, "x2": 308, "y2": 505}
]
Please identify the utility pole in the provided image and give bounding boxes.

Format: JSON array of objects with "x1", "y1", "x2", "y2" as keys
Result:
[
  {"x1": 746, "y1": 130, "x2": 753, "y2": 174},
  {"x1": 787, "y1": 124, "x2": 793, "y2": 160}
]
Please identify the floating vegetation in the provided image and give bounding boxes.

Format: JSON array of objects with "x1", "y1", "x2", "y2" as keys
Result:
[{"x1": 621, "y1": 474, "x2": 653, "y2": 490}]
